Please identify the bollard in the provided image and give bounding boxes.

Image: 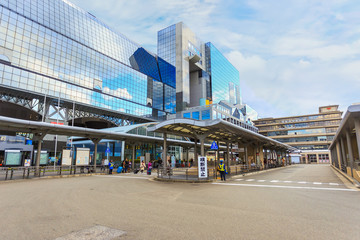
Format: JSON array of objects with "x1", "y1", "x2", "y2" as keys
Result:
[
  {"x1": 186, "y1": 169, "x2": 188, "y2": 180},
  {"x1": 5, "y1": 168, "x2": 8, "y2": 180},
  {"x1": 59, "y1": 166, "x2": 62, "y2": 175},
  {"x1": 23, "y1": 168, "x2": 26, "y2": 179},
  {"x1": 27, "y1": 168, "x2": 30, "y2": 178},
  {"x1": 10, "y1": 168, "x2": 14, "y2": 180},
  {"x1": 42, "y1": 167, "x2": 45, "y2": 176}
]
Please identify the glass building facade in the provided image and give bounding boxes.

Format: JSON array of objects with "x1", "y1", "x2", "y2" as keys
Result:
[
  {"x1": 0, "y1": 0, "x2": 175, "y2": 120},
  {"x1": 205, "y1": 43, "x2": 240, "y2": 105},
  {"x1": 157, "y1": 23, "x2": 241, "y2": 111}
]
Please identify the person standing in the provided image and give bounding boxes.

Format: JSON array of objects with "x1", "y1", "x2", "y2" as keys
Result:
[
  {"x1": 217, "y1": 159, "x2": 226, "y2": 181},
  {"x1": 125, "y1": 158, "x2": 129, "y2": 173},
  {"x1": 108, "y1": 160, "x2": 114, "y2": 175}
]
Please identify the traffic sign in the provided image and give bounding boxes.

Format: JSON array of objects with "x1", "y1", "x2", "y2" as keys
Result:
[{"x1": 210, "y1": 141, "x2": 218, "y2": 150}]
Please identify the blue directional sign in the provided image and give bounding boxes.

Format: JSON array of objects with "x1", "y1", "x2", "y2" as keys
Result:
[
  {"x1": 210, "y1": 141, "x2": 218, "y2": 150},
  {"x1": 105, "y1": 147, "x2": 111, "y2": 154}
]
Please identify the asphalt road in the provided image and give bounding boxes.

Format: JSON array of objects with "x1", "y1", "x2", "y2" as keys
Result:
[{"x1": 0, "y1": 164, "x2": 359, "y2": 240}]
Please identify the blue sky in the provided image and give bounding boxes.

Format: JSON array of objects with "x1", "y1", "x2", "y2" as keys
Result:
[{"x1": 70, "y1": 0, "x2": 360, "y2": 118}]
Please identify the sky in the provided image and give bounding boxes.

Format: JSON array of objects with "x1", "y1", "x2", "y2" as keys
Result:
[{"x1": 70, "y1": 0, "x2": 360, "y2": 118}]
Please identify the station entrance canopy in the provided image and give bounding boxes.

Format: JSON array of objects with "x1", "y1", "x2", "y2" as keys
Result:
[
  {"x1": 148, "y1": 118, "x2": 297, "y2": 152},
  {"x1": 0, "y1": 116, "x2": 193, "y2": 147}
]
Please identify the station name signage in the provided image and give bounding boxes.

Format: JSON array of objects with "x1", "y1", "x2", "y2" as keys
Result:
[{"x1": 0, "y1": 135, "x2": 25, "y2": 144}]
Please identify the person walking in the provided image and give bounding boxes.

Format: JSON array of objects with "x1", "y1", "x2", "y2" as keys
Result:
[
  {"x1": 217, "y1": 159, "x2": 226, "y2": 181},
  {"x1": 108, "y1": 160, "x2": 114, "y2": 175},
  {"x1": 147, "y1": 160, "x2": 152, "y2": 175},
  {"x1": 140, "y1": 160, "x2": 146, "y2": 174}
]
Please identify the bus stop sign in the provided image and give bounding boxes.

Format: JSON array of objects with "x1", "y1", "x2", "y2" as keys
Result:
[{"x1": 210, "y1": 141, "x2": 218, "y2": 150}]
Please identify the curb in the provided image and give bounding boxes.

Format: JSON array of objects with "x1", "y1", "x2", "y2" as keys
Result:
[
  {"x1": 0, "y1": 172, "x2": 108, "y2": 184},
  {"x1": 330, "y1": 165, "x2": 360, "y2": 188}
]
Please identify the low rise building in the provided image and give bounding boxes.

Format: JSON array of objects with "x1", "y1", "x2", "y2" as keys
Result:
[{"x1": 254, "y1": 105, "x2": 342, "y2": 164}]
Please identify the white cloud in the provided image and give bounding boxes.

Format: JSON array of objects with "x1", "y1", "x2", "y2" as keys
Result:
[{"x1": 103, "y1": 87, "x2": 132, "y2": 100}]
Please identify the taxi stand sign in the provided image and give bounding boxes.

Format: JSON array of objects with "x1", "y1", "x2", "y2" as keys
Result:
[{"x1": 198, "y1": 156, "x2": 207, "y2": 178}]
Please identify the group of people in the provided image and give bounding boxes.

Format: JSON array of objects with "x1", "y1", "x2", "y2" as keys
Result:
[{"x1": 107, "y1": 159, "x2": 153, "y2": 175}]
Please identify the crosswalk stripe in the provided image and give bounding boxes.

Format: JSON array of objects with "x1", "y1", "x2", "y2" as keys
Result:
[
  {"x1": 313, "y1": 182, "x2": 322, "y2": 185},
  {"x1": 246, "y1": 179, "x2": 255, "y2": 182},
  {"x1": 257, "y1": 180, "x2": 266, "y2": 182},
  {"x1": 212, "y1": 183, "x2": 357, "y2": 192},
  {"x1": 283, "y1": 181, "x2": 292, "y2": 183},
  {"x1": 270, "y1": 180, "x2": 279, "y2": 183},
  {"x1": 235, "y1": 179, "x2": 244, "y2": 181},
  {"x1": 298, "y1": 181, "x2": 307, "y2": 184},
  {"x1": 329, "y1": 183, "x2": 339, "y2": 186}
]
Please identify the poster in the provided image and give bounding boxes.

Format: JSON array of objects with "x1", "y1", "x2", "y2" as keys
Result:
[
  {"x1": 198, "y1": 156, "x2": 207, "y2": 178},
  {"x1": 24, "y1": 159, "x2": 31, "y2": 167}
]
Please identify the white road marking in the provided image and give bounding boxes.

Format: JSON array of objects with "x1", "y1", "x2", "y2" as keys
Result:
[
  {"x1": 235, "y1": 179, "x2": 244, "y2": 181},
  {"x1": 246, "y1": 179, "x2": 255, "y2": 182},
  {"x1": 329, "y1": 183, "x2": 339, "y2": 186},
  {"x1": 257, "y1": 180, "x2": 266, "y2": 182},
  {"x1": 313, "y1": 182, "x2": 322, "y2": 185},
  {"x1": 283, "y1": 181, "x2": 292, "y2": 183},
  {"x1": 298, "y1": 181, "x2": 307, "y2": 184},
  {"x1": 212, "y1": 183, "x2": 357, "y2": 192},
  {"x1": 94, "y1": 175, "x2": 148, "y2": 179},
  {"x1": 270, "y1": 180, "x2": 279, "y2": 183}
]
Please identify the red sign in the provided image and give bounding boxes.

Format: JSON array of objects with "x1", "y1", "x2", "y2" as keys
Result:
[{"x1": 50, "y1": 122, "x2": 64, "y2": 125}]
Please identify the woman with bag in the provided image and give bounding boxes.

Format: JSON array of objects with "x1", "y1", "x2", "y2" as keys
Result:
[{"x1": 140, "y1": 160, "x2": 146, "y2": 174}]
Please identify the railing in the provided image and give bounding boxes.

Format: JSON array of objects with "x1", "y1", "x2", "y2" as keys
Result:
[
  {"x1": 0, "y1": 165, "x2": 108, "y2": 181},
  {"x1": 156, "y1": 164, "x2": 273, "y2": 181}
]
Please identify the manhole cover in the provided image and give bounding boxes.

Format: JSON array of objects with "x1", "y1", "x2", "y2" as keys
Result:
[{"x1": 54, "y1": 225, "x2": 126, "y2": 240}]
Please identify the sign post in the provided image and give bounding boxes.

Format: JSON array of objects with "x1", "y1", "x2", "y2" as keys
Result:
[
  {"x1": 198, "y1": 156, "x2": 207, "y2": 179},
  {"x1": 210, "y1": 141, "x2": 218, "y2": 179}
]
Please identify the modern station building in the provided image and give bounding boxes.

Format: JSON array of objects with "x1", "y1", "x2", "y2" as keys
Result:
[
  {"x1": 254, "y1": 105, "x2": 342, "y2": 164},
  {"x1": 0, "y1": 0, "x2": 288, "y2": 167}
]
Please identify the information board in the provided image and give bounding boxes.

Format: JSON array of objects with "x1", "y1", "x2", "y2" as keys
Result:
[
  {"x1": 198, "y1": 156, "x2": 208, "y2": 178},
  {"x1": 5, "y1": 150, "x2": 21, "y2": 165},
  {"x1": 62, "y1": 149, "x2": 72, "y2": 166},
  {"x1": 75, "y1": 148, "x2": 90, "y2": 165}
]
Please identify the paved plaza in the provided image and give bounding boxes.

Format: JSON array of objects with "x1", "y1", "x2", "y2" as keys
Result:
[{"x1": 0, "y1": 165, "x2": 359, "y2": 240}]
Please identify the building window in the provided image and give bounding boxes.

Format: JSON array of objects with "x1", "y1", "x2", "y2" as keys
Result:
[
  {"x1": 183, "y1": 112, "x2": 191, "y2": 119},
  {"x1": 192, "y1": 111, "x2": 200, "y2": 120}
]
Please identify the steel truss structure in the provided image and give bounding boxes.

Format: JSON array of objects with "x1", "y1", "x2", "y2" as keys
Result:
[{"x1": 0, "y1": 86, "x2": 154, "y2": 127}]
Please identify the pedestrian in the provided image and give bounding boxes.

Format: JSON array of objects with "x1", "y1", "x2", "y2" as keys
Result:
[
  {"x1": 125, "y1": 158, "x2": 129, "y2": 173},
  {"x1": 122, "y1": 160, "x2": 126, "y2": 173},
  {"x1": 108, "y1": 160, "x2": 114, "y2": 174},
  {"x1": 147, "y1": 160, "x2": 152, "y2": 175},
  {"x1": 217, "y1": 159, "x2": 226, "y2": 181},
  {"x1": 140, "y1": 160, "x2": 146, "y2": 174}
]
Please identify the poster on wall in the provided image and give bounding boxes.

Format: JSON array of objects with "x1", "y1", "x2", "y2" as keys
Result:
[
  {"x1": 24, "y1": 159, "x2": 31, "y2": 167},
  {"x1": 198, "y1": 156, "x2": 207, "y2": 178}
]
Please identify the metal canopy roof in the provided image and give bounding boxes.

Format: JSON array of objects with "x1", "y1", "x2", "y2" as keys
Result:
[
  {"x1": 148, "y1": 118, "x2": 296, "y2": 151},
  {"x1": 0, "y1": 116, "x2": 193, "y2": 147}
]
